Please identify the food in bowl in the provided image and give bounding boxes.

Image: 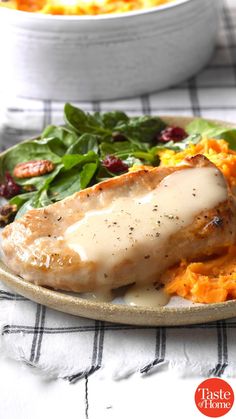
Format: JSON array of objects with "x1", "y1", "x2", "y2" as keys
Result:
[
  {"x1": 0, "y1": 0, "x2": 221, "y2": 101},
  {"x1": 1, "y1": 105, "x2": 236, "y2": 307},
  {"x1": 0, "y1": 0, "x2": 176, "y2": 15}
]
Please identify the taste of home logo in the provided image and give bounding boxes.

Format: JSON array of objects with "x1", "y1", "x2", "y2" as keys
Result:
[{"x1": 195, "y1": 378, "x2": 234, "y2": 417}]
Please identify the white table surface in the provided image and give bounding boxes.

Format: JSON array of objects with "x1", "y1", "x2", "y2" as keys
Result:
[{"x1": 1, "y1": 354, "x2": 236, "y2": 419}]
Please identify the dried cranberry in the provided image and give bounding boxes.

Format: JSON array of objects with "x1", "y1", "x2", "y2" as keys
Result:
[
  {"x1": 102, "y1": 155, "x2": 128, "y2": 174},
  {"x1": 0, "y1": 172, "x2": 21, "y2": 199},
  {"x1": 112, "y1": 132, "x2": 127, "y2": 142},
  {"x1": 158, "y1": 126, "x2": 188, "y2": 143}
]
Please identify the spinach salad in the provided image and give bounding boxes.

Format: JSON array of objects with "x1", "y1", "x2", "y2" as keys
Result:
[{"x1": 0, "y1": 103, "x2": 236, "y2": 224}]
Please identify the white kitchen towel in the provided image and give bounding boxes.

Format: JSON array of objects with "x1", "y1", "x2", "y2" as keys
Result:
[
  {"x1": 1, "y1": 279, "x2": 236, "y2": 382},
  {"x1": 0, "y1": 0, "x2": 236, "y2": 382}
]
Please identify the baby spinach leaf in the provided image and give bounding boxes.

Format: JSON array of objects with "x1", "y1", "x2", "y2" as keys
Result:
[
  {"x1": 132, "y1": 151, "x2": 159, "y2": 165},
  {"x1": 9, "y1": 192, "x2": 36, "y2": 208},
  {"x1": 36, "y1": 137, "x2": 67, "y2": 157},
  {"x1": 49, "y1": 170, "x2": 88, "y2": 202},
  {"x1": 38, "y1": 189, "x2": 53, "y2": 207},
  {"x1": 9, "y1": 166, "x2": 65, "y2": 217},
  {"x1": 50, "y1": 174, "x2": 83, "y2": 201},
  {"x1": 96, "y1": 165, "x2": 117, "y2": 182},
  {"x1": 64, "y1": 103, "x2": 91, "y2": 133},
  {"x1": 153, "y1": 134, "x2": 202, "y2": 153},
  {"x1": 62, "y1": 151, "x2": 98, "y2": 171},
  {"x1": 222, "y1": 130, "x2": 236, "y2": 150},
  {"x1": 100, "y1": 111, "x2": 129, "y2": 129},
  {"x1": 49, "y1": 154, "x2": 98, "y2": 201},
  {"x1": 0, "y1": 103, "x2": 170, "y2": 222},
  {"x1": 64, "y1": 103, "x2": 110, "y2": 137},
  {"x1": 99, "y1": 141, "x2": 140, "y2": 159},
  {"x1": 66, "y1": 134, "x2": 99, "y2": 155},
  {"x1": 187, "y1": 119, "x2": 226, "y2": 137},
  {"x1": 15, "y1": 177, "x2": 59, "y2": 217},
  {"x1": 41, "y1": 125, "x2": 78, "y2": 148},
  {"x1": 186, "y1": 119, "x2": 236, "y2": 150},
  {"x1": 1, "y1": 141, "x2": 61, "y2": 178},
  {"x1": 64, "y1": 105, "x2": 166, "y2": 148},
  {"x1": 80, "y1": 162, "x2": 98, "y2": 189},
  {"x1": 117, "y1": 116, "x2": 166, "y2": 143}
]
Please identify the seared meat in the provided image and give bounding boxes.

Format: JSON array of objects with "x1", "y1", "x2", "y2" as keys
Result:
[{"x1": 2, "y1": 155, "x2": 236, "y2": 292}]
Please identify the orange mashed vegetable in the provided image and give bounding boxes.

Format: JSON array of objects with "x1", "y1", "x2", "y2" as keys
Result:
[
  {"x1": 0, "y1": 0, "x2": 175, "y2": 15},
  {"x1": 158, "y1": 138, "x2": 236, "y2": 304},
  {"x1": 162, "y1": 247, "x2": 236, "y2": 304}
]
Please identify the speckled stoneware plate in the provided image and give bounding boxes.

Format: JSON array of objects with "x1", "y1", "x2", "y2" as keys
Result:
[{"x1": 1, "y1": 116, "x2": 236, "y2": 326}]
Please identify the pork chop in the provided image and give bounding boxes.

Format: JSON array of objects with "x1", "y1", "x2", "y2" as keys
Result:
[{"x1": 2, "y1": 154, "x2": 236, "y2": 292}]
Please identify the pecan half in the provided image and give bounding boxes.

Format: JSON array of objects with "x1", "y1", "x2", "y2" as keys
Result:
[
  {"x1": 13, "y1": 160, "x2": 55, "y2": 179},
  {"x1": 0, "y1": 204, "x2": 17, "y2": 227}
]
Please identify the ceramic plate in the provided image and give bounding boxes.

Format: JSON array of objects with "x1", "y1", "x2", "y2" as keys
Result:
[{"x1": 1, "y1": 116, "x2": 236, "y2": 326}]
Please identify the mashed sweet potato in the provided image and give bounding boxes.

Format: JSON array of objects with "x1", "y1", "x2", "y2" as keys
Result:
[
  {"x1": 162, "y1": 247, "x2": 236, "y2": 304},
  {"x1": 159, "y1": 138, "x2": 236, "y2": 303},
  {"x1": 0, "y1": 0, "x2": 175, "y2": 15}
]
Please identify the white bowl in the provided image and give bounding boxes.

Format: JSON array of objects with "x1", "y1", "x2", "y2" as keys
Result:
[{"x1": 0, "y1": 0, "x2": 222, "y2": 101}]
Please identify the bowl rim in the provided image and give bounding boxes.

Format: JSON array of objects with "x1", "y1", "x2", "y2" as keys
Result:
[{"x1": 0, "y1": 0, "x2": 193, "y2": 22}]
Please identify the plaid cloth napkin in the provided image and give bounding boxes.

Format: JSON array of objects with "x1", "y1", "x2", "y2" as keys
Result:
[{"x1": 0, "y1": 0, "x2": 236, "y2": 383}]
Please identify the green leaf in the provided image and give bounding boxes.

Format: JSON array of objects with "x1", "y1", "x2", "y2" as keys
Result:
[
  {"x1": 153, "y1": 134, "x2": 202, "y2": 153},
  {"x1": 41, "y1": 125, "x2": 78, "y2": 148},
  {"x1": 132, "y1": 151, "x2": 159, "y2": 165},
  {"x1": 64, "y1": 103, "x2": 110, "y2": 136},
  {"x1": 186, "y1": 119, "x2": 236, "y2": 150},
  {"x1": 0, "y1": 141, "x2": 61, "y2": 180},
  {"x1": 51, "y1": 175, "x2": 82, "y2": 201},
  {"x1": 100, "y1": 111, "x2": 129, "y2": 129},
  {"x1": 215, "y1": 130, "x2": 236, "y2": 150},
  {"x1": 95, "y1": 165, "x2": 117, "y2": 182},
  {"x1": 0, "y1": 104, "x2": 170, "y2": 220},
  {"x1": 64, "y1": 104, "x2": 167, "y2": 148},
  {"x1": 62, "y1": 151, "x2": 98, "y2": 171},
  {"x1": 37, "y1": 190, "x2": 52, "y2": 207},
  {"x1": 9, "y1": 192, "x2": 36, "y2": 208},
  {"x1": 99, "y1": 141, "x2": 140, "y2": 158},
  {"x1": 186, "y1": 119, "x2": 225, "y2": 137},
  {"x1": 14, "y1": 163, "x2": 64, "y2": 191},
  {"x1": 100, "y1": 140, "x2": 158, "y2": 164},
  {"x1": 80, "y1": 162, "x2": 98, "y2": 189},
  {"x1": 36, "y1": 137, "x2": 67, "y2": 157},
  {"x1": 66, "y1": 134, "x2": 99, "y2": 155},
  {"x1": 64, "y1": 103, "x2": 91, "y2": 133},
  {"x1": 13, "y1": 164, "x2": 64, "y2": 219},
  {"x1": 117, "y1": 116, "x2": 166, "y2": 143},
  {"x1": 49, "y1": 154, "x2": 98, "y2": 201}
]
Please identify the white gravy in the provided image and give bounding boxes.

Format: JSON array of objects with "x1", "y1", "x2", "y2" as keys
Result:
[
  {"x1": 81, "y1": 289, "x2": 113, "y2": 302},
  {"x1": 65, "y1": 167, "x2": 227, "y2": 290},
  {"x1": 124, "y1": 284, "x2": 170, "y2": 308}
]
